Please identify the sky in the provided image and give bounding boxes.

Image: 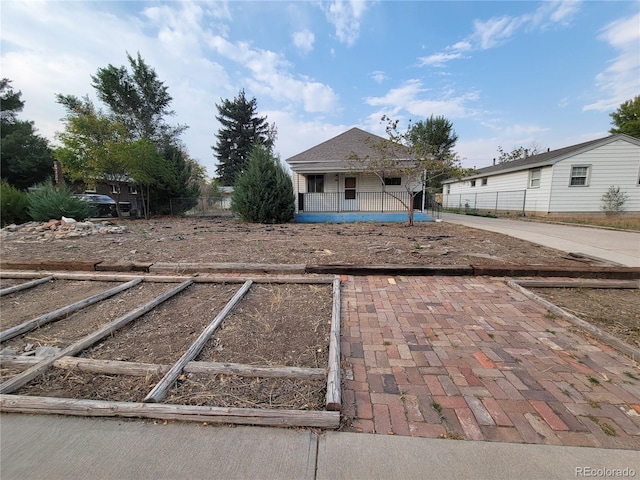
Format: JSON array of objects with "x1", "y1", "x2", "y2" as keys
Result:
[{"x1": 2, "y1": 0, "x2": 639, "y2": 178}]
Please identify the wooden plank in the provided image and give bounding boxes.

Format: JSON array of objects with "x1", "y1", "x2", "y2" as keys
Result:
[
  {"x1": 193, "y1": 275, "x2": 335, "y2": 284},
  {"x1": 0, "y1": 259, "x2": 101, "y2": 271},
  {"x1": 53, "y1": 273, "x2": 189, "y2": 282},
  {"x1": 184, "y1": 361, "x2": 326, "y2": 379},
  {"x1": 507, "y1": 280, "x2": 640, "y2": 362},
  {"x1": 150, "y1": 263, "x2": 306, "y2": 275},
  {"x1": 306, "y1": 264, "x2": 474, "y2": 276},
  {"x1": 144, "y1": 280, "x2": 253, "y2": 403},
  {"x1": 0, "y1": 278, "x2": 144, "y2": 343},
  {"x1": 0, "y1": 271, "x2": 49, "y2": 280},
  {"x1": 0, "y1": 394, "x2": 341, "y2": 428},
  {"x1": 0, "y1": 276, "x2": 53, "y2": 297},
  {"x1": 0, "y1": 280, "x2": 193, "y2": 394},
  {"x1": 475, "y1": 265, "x2": 640, "y2": 280},
  {"x1": 325, "y1": 276, "x2": 341, "y2": 411},
  {"x1": 1, "y1": 356, "x2": 327, "y2": 379},
  {"x1": 513, "y1": 279, "x2": 639, "y2": 289}
]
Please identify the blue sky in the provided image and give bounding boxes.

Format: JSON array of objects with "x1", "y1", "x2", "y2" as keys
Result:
[{"x1": 2, "y1": 1, "x2": 639, "y2": 177}]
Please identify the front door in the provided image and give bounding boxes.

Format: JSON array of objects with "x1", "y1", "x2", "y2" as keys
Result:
[{"x1": 342, "y1": 176, "x2": 357, "y2": 211}]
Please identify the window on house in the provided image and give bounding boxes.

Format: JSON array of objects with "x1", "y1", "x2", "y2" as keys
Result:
[
  {"x1": 529, "y1": 168, "x2": 541, "y2": 188},
  {"x1": 110, "y1": 184, "x2": 121, "y2": 194},
  {"x1": 307, "y1": 174, "x2": 324, "y2": 193},
  {"x1": 481, "y1": 178, "x2": 488, "y2": 186},
  {"x1": 470, "y1": 180, "x2": 476, "y2": 187},
  {"x1": 569, "y1": 165, "x2": 590, "y2": 186},
  {"x1": 384, "y1": 177, "x2": 401, "y2": 186},
  {"x1": 128, "y1": 186, "x2": 137, "y2": 194},
  {"x1": 446, "y1": 185, "x2": 451, "y2": 194}
]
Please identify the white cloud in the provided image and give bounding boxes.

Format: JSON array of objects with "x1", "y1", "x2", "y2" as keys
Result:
[
  {"x1": 370, "y1": 71, "x2": 387, "y2": 84},
  {"x1": 421, "y1": 1, "x2": 582, "y2": 67},
  {"x1": 322, "y1": 0, "x2": 369, "y2": 46},
  {"x1": 583, "y1": 12, "x2": 640, "y2": 111},
  {"x1": 365, "y1": 79, "x2": 479, "y2": 121},
  {"x1": 293, "y1": 29, "x2": 315, "y2": 54}
]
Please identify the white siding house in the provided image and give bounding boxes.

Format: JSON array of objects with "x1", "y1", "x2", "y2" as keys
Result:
[
  {"x1": 286, "y1": 128, "x2": 440, "y2": 223},
  {"x1": 442, "y1": 134, "x2": 640, "y2": 216}
]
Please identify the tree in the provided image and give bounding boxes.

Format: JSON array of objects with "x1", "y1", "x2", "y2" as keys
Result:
[
  {"x1": 1, "y1": 79, "x2": 54, "y2": 190},
  {"x1": 351, "y1": 116, "x2": 464, "y2": 225},
  {"x1": 231, "y1": 145, "x2": 294, "y2": 223},
  {"x1": 609, "y1": 96, "x2": 640, "y2": 139},
  {"x1": 409, "y1": 115, "x2": 458, "y2": 192},
  {"x1": 213, "y1": 89, "x2": 276, "y2": 185},
  {"x1": 496, "y1": 143, "x2": 544, "y2": 164}
]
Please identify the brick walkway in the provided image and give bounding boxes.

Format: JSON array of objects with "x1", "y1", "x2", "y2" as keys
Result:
[{"x1": 340, "y1": 276, "x2": 640, "y2": 449}]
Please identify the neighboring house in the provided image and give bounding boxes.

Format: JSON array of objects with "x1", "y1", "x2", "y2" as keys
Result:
[
  {"x1": 285, "y1": 127, "x2": 440, "y2": 223},
  {"x1": 441, "y1": 134, "x2": 640, "y2": 217}
]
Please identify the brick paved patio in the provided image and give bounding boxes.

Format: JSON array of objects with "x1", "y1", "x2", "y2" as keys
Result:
[{"x1": 340, "y1": 276, "x2": 640, "y2": 449}]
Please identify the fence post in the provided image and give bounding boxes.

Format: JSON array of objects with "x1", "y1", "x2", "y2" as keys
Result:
[
  {"x1": 495, "y1": 192, "x2": 499, "y2": 214},
  {"x1": 522, "y1": 189, "x2": 527, "y2": 217},
  {"x1": 474, "y1": 192, "x2": 477, "y2": 212}
]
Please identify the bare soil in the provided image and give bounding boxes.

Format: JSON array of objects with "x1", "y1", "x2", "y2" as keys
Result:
[
  {"x1": 529, "y1": 287, "x2": 640, "y2": 349},
  {"x1": 1, "y1": 217, "x2": 637, "y2": 416},
  {"x1": 0, "y1": 217, "x2": 603, "y2": 267}
]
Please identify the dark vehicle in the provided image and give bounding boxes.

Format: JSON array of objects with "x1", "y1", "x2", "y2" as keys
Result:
[{"x1": 75, "y1": 194, "x2": 131, "y2": 217}]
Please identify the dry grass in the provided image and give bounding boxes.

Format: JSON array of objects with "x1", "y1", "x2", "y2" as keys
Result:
[{"x1": 544, "y1": 215, "x2": 640, "y2": 231}]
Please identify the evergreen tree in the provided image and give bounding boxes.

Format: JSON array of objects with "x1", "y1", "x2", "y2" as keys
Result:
[
  {"x1": 213, "y1": 89, "x2": 276, "y2": 185},
  {"x1": 1, "y1": 79, "x2": 54, "y2": 190},
  {"x1": 231, "y1": 145, "x2": 294, "y2": 223}
]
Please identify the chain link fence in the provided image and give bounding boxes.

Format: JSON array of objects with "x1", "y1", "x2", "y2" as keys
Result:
[
  {"x1": 169, "y1": 197, "x2": 234, "y2": 217},
  {"x1": 443, "y1": 190, "x2": 527, "y2": 215}
]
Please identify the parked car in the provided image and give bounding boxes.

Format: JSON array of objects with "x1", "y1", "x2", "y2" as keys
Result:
[{"x1": 75, "y1": 194, "x2": 131, "y2": 217}]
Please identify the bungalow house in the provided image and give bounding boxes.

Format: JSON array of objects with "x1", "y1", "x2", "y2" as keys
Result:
[
  {"x1": 285, "y1": 127, "x2": 440, "y2": 223},
  {"x1": 441, "y1": 134, "x2": 640, "y2": 217}
]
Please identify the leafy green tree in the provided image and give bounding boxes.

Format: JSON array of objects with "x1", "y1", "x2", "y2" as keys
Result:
[
  {"x1": 231, "y1": 145, "x2": 294, "y2": 223},
  {"x1": 409, "y1": 115, "x2": 459, "y2": 193},
  {"x1": 1, "y1": 79, "x2": 54, "y2": 190},
  {"x1": 609, "y1": 96, "x2": 640, "y2": 139},
  {"x1": 0, "y1": 179, "x2": 30, "y2": 226},
  {"x1": 601, "y1": 186, "x2": 629, "y2": 215},
  {"x1": 213, "y1": 89, "x2": 276, "y2": 185}
]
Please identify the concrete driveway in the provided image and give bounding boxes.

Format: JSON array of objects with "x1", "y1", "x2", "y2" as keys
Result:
[{"x1": 441, "y1": 213, "x2": 640, "y2": 267}]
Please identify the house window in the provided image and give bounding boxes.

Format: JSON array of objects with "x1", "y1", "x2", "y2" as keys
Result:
[
  {"x1": 569, "y1": 165, "x2": 590, "y2": 186},
  {"x1": 384, "y1": 177, "x2": 401, "y2": 186},
  {"x1": 344, "y1": 177, "x2": 356, "y2": 200},
  {"x1": 481, "y1": 178, "x2": 488, "y2": 186},
  {"x1": 128, "y1": 186, "x2": 137, "y2": 194},
  {"x1": 446, "y1": 185, "x2": 451, "y2": 194},
  {"x1": 529, "y1": 168, "x2": 541, "y2": 188},
  {"x1": 110, "y1": 184, "x2": 121, "y2": 194},
  {"x1": 470, "y1": 180, "x2": 476, "y2": 187},
  {"x1": 307, "y1": 175, "x2": 324, "y2": 193}
]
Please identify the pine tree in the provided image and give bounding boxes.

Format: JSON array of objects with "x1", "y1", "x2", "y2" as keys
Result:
[
  {"x1": 231, "y1": 145, "x2": 294, "y2": 223},
  {"x1": 213, "y1": 90, "x2": 276, "y2": 185}
]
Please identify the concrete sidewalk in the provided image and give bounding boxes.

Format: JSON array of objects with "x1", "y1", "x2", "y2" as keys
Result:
[
  {"x1": 1, "y1": 413, "x2": 639, "y2": 480},
  {"x1": 441, "y1": 213, "x2": 640, "y2": 267}
]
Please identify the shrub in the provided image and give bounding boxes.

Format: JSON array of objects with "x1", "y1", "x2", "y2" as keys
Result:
[
  {"x1": 0, "y1": 180, "x2": 30, "y2": 226},
  {"x1": 601, "y1": 186, "x2": 628, "y2": 216},
  {"x1": 27, "y1": 181, "x2": 95, "y2": 222},
  {"x1": 231, "y1": 145, "x2": 295, "y2": 223}
]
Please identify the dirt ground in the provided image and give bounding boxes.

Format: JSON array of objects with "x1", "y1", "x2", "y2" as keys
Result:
[
  {"x1": 0, "y1": 216, "x2": 609, "y2": 266},
  {"x1": 1, "y1": 217, "x2": 638, "y2": 416}
]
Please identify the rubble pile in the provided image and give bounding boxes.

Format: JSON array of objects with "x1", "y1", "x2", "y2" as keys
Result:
[{"x1": 1, "y1": 219, "x2": 129, "y2": 241}]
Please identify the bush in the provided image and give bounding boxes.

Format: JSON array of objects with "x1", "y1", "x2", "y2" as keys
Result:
[
  {"x1": 601, "y1": 186, "x2": 628, "y2": 216},
  {"x1": 0, "y1": 180, "x2": 30, "y2": 226},
  {"x1": 27, "y1": 181, "x2": 95, "y2": 222},
  {"x1": 231, "y1": 145, "x2": 295, "y2": 223}
]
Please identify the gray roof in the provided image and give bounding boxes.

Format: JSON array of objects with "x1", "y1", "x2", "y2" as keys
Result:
[
  {"x1": 285, "y1": 127, "x2": 412, "y2": 173},
  {"x1": 444, "y1": 133, "x2": 640, "y2": 183}
]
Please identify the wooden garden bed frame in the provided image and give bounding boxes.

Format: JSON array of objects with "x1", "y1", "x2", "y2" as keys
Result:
[
  {"x1": 508, "y1": 278, "x2": 640, "y2": 362},
  {"x1": 0, "y1": 271, "x2": 342, "y2": 428}
]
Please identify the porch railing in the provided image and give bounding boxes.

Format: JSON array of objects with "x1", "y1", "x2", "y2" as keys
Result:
[{"x1": 298, "y1": 191, "x2": 441, "y2": 218}]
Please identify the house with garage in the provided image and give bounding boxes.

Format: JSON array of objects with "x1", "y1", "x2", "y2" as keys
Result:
[
  {"x1": 441, "y1": 134, "x2": 640, "y2": 217},
  {"x1": 285, "y1": 127, "x2": 440, "y2": 223}
]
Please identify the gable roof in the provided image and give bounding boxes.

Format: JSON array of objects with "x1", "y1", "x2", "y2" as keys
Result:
[
  {"x1": 444, "y1": 133, "x2": 640, "y2": 183},
  {"x1": 285, "y1": 127, "x2": 410, "y2": 173}
]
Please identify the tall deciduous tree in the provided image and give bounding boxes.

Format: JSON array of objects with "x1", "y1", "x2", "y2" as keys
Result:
[
  {"x1": 609, "y1": 96, "x2": 640, "y2": 139},
  {"x1": 213, "y1": 89, "x2": 276, "y2": 185},
  {"x1": 1, "y1": 79, "x2": 54, "y2": 190},
  {"x1": 409, "y1": 115, "x2": 459, "y2": 193}
]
